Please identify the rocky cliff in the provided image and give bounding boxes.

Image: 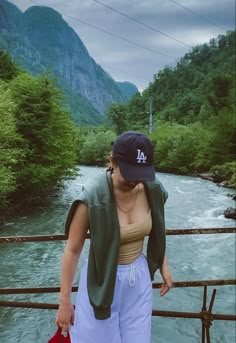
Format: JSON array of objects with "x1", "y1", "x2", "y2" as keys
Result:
[{"x1": 0, "y1": 0, "x2": 138, "y2": 124}]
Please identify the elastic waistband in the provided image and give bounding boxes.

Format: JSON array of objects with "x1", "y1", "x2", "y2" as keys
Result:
[{"x1": 117, "y1": 253, "x2": 146, "y2": 271}]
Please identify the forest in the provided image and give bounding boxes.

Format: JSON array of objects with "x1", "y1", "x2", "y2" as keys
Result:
[
  {"x1": 0, "y1": 31, "x2": 235, "y2": 213},
  {"x1": 106, "y1": 31, "x2": 235, "y2": 183}
]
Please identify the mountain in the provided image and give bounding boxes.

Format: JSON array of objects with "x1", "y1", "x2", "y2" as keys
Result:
[
  {"x1": 0, "y1": 0, "x2": 138, "y2": 125},
  {"x1": 116, "y1": 82, "x2": 140, "y2": 102}
]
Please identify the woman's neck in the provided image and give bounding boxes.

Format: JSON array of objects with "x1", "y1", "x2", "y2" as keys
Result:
[{"x1": 112, "y1": 173, "x2": 139, "y2": 194}]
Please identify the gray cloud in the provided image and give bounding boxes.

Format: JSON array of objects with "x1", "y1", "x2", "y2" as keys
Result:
[{"x1": 8, "y1": 0, "x2": 235, "y2": 91}]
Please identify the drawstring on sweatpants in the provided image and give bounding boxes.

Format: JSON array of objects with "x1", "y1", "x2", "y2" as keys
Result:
[{"x1": 129, "y1": 264, "x2": 136, "y2": 286}]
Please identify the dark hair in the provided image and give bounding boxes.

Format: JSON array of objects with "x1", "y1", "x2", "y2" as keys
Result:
[{"x1": 106, "y1": 154, "x2": 118, "y2": 174}]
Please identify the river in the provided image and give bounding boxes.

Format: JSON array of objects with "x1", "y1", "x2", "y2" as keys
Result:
[{"x1": 0, "y1": 166, "x2": 235, "y2": 343}]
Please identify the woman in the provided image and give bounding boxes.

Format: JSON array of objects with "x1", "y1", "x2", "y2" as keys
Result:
[{"x1": 56, "y1": 131, "x2": 173, "y2": 343}]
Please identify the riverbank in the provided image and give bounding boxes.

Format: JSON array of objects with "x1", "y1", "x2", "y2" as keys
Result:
[
  {"x1": 0, "y1": 190, "x2": 58, "y2": 226},
  {"x1": 197, "y1": 172, "x2": 236, "y2": 220},
  {"x1": 198, "y1": 172, "x2": 236, "y2": 190},
  {"x1": 156, "y1": 161, "x2": 235, "y2": 190}
]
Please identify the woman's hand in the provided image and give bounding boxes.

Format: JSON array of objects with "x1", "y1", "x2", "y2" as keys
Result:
[
  {"x1": 56, "y1": 303, "x2": 74, "y2": 332},
  {"x1": 159, "y1": 254, "x2": 174, "y2": 297}
]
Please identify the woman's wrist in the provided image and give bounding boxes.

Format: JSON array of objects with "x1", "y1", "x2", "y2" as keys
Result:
[{"x1": 59, "y1": 294, "x2": 72, "y2": 305}]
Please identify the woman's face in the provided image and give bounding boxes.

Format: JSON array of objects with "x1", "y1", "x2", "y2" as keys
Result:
[{"x1": 112, "y1": 164, "x2": 140, "y2": 191}]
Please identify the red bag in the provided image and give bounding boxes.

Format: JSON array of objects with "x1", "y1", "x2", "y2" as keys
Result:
[{"x1": 48, "y1": 328, "x2": 71, "y2": 343}]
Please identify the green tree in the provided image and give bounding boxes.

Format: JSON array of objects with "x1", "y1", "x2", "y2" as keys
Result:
[
  {"x1": 9, "y1": 72, "x2": 78, "y2": 196},
  {"x1": 106, "y1": 103, "x2": 128, "y2": 134},
  {"x1": 0, "y1": 82, "x2": 23, "y2": 205},
  {"x1": 79, "y1": 130, "x2": 116, "y2": 166},
  {"x1": 151, "y1": 123, "x2": 214, "y2": 174},
  {"x1": 0, "y1": 51, "x2": 18, "y2": 81},
  {"x1": 207, "y1": 74, "x2": 233, "y2": 115},
  {"x1": 207, "y1": 108, "x2": 236, "y2": 164}
]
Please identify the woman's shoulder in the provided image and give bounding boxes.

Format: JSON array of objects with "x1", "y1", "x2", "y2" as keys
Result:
[
  {"x1": 145, "y1": 178, "x2": 168, "y2": 202},
  {"x1": 83, "y1": 171, "x2": 112, "y2": 206}
]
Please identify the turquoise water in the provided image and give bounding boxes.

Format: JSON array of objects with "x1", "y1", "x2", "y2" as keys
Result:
[{"x1": 0, "y1": 166, "x2": 235, "y2": 342}]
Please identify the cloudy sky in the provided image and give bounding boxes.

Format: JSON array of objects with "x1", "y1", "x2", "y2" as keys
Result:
[{"x1": 8, "y1": 0, "x2": 235, "y2": 91}]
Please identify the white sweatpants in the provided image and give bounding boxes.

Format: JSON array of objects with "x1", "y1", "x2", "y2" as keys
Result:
[{"x1": 70, "y1": 253, "x2": 153, "y2": 343}]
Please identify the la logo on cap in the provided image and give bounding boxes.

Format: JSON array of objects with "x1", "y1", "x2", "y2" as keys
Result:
[{"x1": 136, "y1": 149, "x2": 147, "y2": 164}]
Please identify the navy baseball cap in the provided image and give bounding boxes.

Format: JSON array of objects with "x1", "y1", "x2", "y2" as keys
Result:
[{"x1": 112, "y1": 131, "x2": 155, "y2": 181}]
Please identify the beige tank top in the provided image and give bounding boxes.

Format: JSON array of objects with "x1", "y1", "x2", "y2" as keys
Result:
[{"x1": 118, "y1": 210, "x2": 152, "y2": 265}]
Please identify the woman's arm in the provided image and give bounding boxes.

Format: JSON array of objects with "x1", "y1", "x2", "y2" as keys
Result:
[
  {"x1": 159, "y1": 254, "x2": 174, "y2": 296},
  {"x1": 56, "y1": 202, "x2": 88, "y2": 331}
]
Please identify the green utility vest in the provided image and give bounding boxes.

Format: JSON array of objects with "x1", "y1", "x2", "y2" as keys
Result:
[{"x1": 65, "y1": 171, "x2": 167, "y2": 320}]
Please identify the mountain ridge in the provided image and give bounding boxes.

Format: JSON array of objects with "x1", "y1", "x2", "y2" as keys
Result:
[{"x1": 0, "y1": 0, "x2": 138, "y2": 125}]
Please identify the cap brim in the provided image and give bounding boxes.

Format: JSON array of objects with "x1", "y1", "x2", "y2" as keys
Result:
[{"x1": 118, "y1": 158, "x2": 155, "y2": 182}]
